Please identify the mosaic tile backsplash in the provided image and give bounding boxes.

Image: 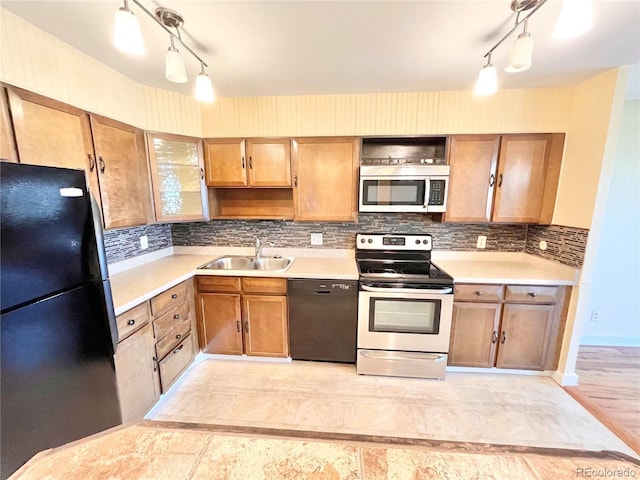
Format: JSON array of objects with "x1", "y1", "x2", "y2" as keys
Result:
[
  {"x1": 105, "y1": 217, "x2": 589, "y2": 268},
  {"x1": 525, "y1": 225, "x2": 590, "y2": 268},
  {"x1": 104, "y1": 223, "x2": 172, "y2": 263}
]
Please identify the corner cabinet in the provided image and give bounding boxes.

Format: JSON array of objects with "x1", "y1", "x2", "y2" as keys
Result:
[
  {"x1": 448, "y1": 283, "x2": 570, "y2": 371},
  {"x1": 6, "y1": 86, "x2": 152, "y2": 229},
  {"x1": 146, "y1": 132, "x2": 209, "y2": 222},
  {"x1": 196, "y1": 276, "x2": 289, "y2": 358},
  {"x1": 292, "y1": 137, "x2": 360, "y2": 222},
  {"x1": 204, "y1": 138, "x2": 291, "y2": 187},
  {"x1": 445, "y1": 133, "x2": 564, "y2": 224}
]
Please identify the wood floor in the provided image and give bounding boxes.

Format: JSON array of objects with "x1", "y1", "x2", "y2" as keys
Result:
[{"x1": 565, "y1": 345, "x2": 640, "y2": 455}]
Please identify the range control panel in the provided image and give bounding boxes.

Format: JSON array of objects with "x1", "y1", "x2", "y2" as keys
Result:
[{"x1": 356, "y1": 234, "x2": 432, "y2": 251}]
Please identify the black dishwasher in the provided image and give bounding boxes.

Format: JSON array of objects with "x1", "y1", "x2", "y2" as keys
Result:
[{"x1": 288, "y1": 279, "x2": 358, "y2": 363}]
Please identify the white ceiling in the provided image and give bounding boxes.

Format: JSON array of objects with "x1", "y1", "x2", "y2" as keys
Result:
[{"x1": 2, "y1": 1, "x2": 639, "y2": 98}]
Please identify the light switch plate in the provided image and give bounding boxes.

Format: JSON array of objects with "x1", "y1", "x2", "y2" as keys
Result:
[
  {"x1": 476, "y1": 235, "x2": 487, "y2": 249},
  {"x1": 140, "y1": 235, "x2": 149, "y2": 250},
  {"x1": 310, "y1": 233, "x2": 323, "y2": 246}
]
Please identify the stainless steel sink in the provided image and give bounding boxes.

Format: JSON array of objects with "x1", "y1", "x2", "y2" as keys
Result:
[{"x1": 198, "y1": 255, "x2": 294, "y2": 272}]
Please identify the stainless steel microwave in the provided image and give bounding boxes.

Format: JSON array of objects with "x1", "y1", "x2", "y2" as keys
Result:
[{"x1": 359, "y1": 165, "x2": 450, "y2": 213}]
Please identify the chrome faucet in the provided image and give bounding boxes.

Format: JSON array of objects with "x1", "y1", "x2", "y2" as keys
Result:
[{"x1": 254, "y1": 237, "x2": 274, "y2": 257}]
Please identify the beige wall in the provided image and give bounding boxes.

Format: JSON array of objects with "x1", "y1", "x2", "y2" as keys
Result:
[
  {"x1": 552, "y1": 69, "x2": 622, "y2": 228},
  {"x1": 0, "y1": 8, "x2": 202, "y2": 137},
  {"x1": 201, "y1": 88, "x2": 573, "y2": 137}
]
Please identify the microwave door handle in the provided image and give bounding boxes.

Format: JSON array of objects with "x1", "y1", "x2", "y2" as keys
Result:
[
  {"x1": 361, "y1": 285, "x2": 453, "y2": 294},
  {"x1": 423, "y1": 178, "x2": 430, "y2": 209}
]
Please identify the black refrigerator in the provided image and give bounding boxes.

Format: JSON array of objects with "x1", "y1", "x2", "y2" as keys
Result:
[{"x1": 1, "y1": 163, "x2": 122, "y2": 479}]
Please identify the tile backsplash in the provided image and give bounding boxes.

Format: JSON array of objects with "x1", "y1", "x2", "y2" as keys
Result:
[
  {"x1": 105, "y1": 216, "x2": 589, "y2": 268},
  {"x1": 104, "y1": 223, "x2": 172, "y2": 263}
]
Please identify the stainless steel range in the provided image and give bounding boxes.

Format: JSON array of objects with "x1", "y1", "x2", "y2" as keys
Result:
[{"x1": 356, "y1": 233, "x2": 454, "y2": 380}]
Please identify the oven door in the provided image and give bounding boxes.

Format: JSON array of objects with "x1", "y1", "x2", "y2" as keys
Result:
[
  {"x1": 359, "y1": 176, "x2": 429, "y2": 212},
  {"x1": 357, "y1": 286, "x2": 453, "y2": 353}
]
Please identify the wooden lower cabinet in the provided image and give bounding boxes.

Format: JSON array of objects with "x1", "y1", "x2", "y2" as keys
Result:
[
  {"x1": 449, "y1": 283, "x2": 569, "y2": 371},
  {"x1": 114, "y1": 323, "x2": 160, "y2": 423},
  {"x1": 197, "y1": 276, "x2": 289, "y2": 358}
]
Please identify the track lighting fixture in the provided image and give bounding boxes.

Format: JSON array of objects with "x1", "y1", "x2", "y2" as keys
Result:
[
  {"x1": 475, "y1": 0, "x2": 593, "y2": 95},
  {"x1": 111, "y1": 1, "x2": 213, "y2": 102}
]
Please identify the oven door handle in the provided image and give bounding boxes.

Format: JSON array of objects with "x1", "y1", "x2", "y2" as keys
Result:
[{"x1": 361, "y1": 285, "x2": 453, "y2": 294}]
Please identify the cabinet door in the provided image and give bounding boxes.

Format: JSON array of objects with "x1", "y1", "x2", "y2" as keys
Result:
[
  {"x1": 0, "y1": 88, "x2": 18, "y2": 162},
  {"x1": 114, "y1": 323, "x2": 160, "y2": 422},
  {"x1": 445, "y1": 135, "x2": 500, "y2": 222},
  {"x1": 204, "y1": 138, "x2": 247, "y2": 187},
  {"x1": 7, "y1": 87, "x2": 101, "y2": 207},
  {"x1": 243, "y1": 295, "x2": 288, "y2": 357},
  {"x1": 246, "y1": 138, "x2": 291, "y2": 187},
  {"x1": 90, "y1": 115, "x2": 151, "y2": 229},
  {"x1": 292, "y1": 137, "x2": 359, "y2": 221},
  {"x1": 198, "y1": 293, "x2": 243, "y2": 354},
  {"x1": 448, "y1": 302, "x2": 501, "y2": 367},
  {"x1": 147, "y1": 132, "x2": 208, "y2": 222},
  {"x1": 492, "y1": 134, "x2": 551, "y2": 223},
  {"x1": 496, "y1": 304, "x2": 554, "y2": 370}
]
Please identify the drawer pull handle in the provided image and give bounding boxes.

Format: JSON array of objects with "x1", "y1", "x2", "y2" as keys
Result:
[
  {"x1": 489, "y1": 174, "x2": 495, "y2": 187},
  {"x1": 249, "y1": 156, "x2": 253, "y2": 169},
  {"x1": 176, "y1": 334, "x2": 182, "y2": 340},
  {"x1": 99, "y1": 156, "x2": 106, "y2": 173},
  {"x1": 528, "y1": 292, "x2": 537, "y2": 298},
  {"x1": 127, "y1": 319, "x2": 135, "y2": 326},
  {"x1": 236, "y1": 321, "x2": 240, "y2": 333},
  {"x1": 152, "y1": 356, "x2": 158, "y2": 372},
  {"x1": 501, "y1": 331, "x2": 507, "y2": 344},
  {"x1": 174, "y1": 314, "x2": 180, "y2": 320},
  {"x1": 244, "y1": 321, "x2": 249, "y2": 333},
  {"x1": 88, "y1": 154, "x2": 96, "y2": 172},
  {"x1": 171, "y1": 294, "x2": 178, "y2": 299},
  {"x1": 475, "y1": 291, "x2": 482, "y2": 296},
  {"x1": 173, "y1": 345, "x2": 184, "y2": 354},
  {"x1": 498, "y1": 173, "x2": 503, "y2": 187},
  {"x1": 492, "y1": 331, "x2": 498, "y2": 344}
]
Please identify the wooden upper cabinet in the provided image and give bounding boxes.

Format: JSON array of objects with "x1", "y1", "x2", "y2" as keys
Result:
[
  {"x1": 292, "y1": 137, "x2": 359, "y2": 222},
  {"x1": 146, "y1": 132, "x2": 209, "y2": 222},
  {"x1": 0, "y1": 88, "x2": 18, "y2": 162},
  {"x1": 446, "y1": 133, "x2": 563, "y2": 224},
  {"x1": 6, "y1": 86, "x2": 102, "y2": 204},
  {"x1": 446, "y1": 135, "x2": 500, "y2": 222},
  {"x1": 246, "y1": 138, "x2": 291, "y2": 187},
  {"x1": 204, "y1": 138, "x2": 247, "y2": 187},
  {"x1": 493, "y1": 134, "x2": 551, "y2": 223},
  {"x1": 90, "y1": 114, "x2": 151, "y2": 229},
  {"x1": 204, "y1": 138, "x2": 291, "y2": 188}
]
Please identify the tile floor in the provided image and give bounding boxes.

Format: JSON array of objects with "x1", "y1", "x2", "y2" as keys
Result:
[{"x1": 149, "y1": 359, "x2": 636, "y2": 457}]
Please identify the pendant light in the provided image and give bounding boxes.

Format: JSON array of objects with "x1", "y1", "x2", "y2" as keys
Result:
[
  {"x1": 554, "y1": 0, "x2": 594, "y2": 39},
  {"x1": 506, "y1": 18, "x2": 533, "y2": 73},
  {"x1": 475, "y1": 54, "x2": 498, "y2": 96},
  {"x1": 113, "y1": 0, "x2": 145, "y2": 55},
  {"x1": 165, "y1": 37, "x2": 188, "y2": 83},
  {"x1": 195, "y1": 63, "x2": 215, "y2": 102}
]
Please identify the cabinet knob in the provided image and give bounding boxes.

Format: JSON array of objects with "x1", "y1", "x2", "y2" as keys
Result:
[
  {"x1": 475, "y1": 291, "x2": 483, "y2": 296},
  {"x1": 176, "y1": 334, "x2": 182, "y2": 340},
  {"x1": 501, "y1": 331, "x2": 507, "y2": 344},
  {"x1": 127, "y1": 319, "x2": 135, "y2": 326},
  {"x1": 174, "y1": 314, "x2": 180, "y2": 320},
  {"x1": 528, "y1": 292, "x2": 537, "y2": 298},
  {"x1": 171, "y1": 294, "x2": 178, "y2": 299}
]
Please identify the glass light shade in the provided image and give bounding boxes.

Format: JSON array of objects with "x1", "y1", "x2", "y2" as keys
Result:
[
  {"x1": 474, "y1": 64, "x2": 498, "y2": 96},
  {"x1": 165, "y1": 48, "x2": 188, "y2": 83},
  {"x1": 195, "y1": 72, "x2": 215, "y2": 102},
  {"x1": 553, "y1": 0, "x2": 593, "y2": 39},
  {"x1": 113, "y1": 7, "x2": 144, "y2": 55},
  {"x1": 505, "y1": 33, "x2": 533, "y2": 73}
]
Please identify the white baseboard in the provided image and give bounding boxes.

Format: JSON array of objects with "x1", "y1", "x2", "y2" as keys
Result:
[
  {"x1": 445, "y1": 366, "x2": 553, "y2": 377},
  {"x1": 580, "y1": 335, "x2": 640, "y2": 347},
  {"x1": 551, "y1": 370, "x2": 579, "y2": 387}
]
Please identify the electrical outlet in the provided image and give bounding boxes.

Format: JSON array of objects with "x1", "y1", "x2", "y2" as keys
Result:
[
  {"x1": 476, "y1": 235, "x2": 487, "y2": 249},
  {"x1": 310, "y1": 233, "x2": 323, "y2": 246},
  {"x1": 590, "y1": 311, "x2": 599, "y2": 323},
  {"x1": 140, "y1": 235, "x2": 148, "y2": 250}
]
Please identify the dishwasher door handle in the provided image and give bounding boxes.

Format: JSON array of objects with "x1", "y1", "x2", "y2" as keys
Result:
[{"x1": 314, "y1": 290, "x2": 331, "y2": 295}]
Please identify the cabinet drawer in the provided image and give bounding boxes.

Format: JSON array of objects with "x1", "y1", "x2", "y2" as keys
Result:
[
  {"x1": 197, "y1": 276, "x2": 241, "y2": 293},
  {"x1": 151, "y1": 281, "x2": 189, "y2": 316},
  {"x1": 116, "y1": 302, "x2": 150, "y2": 341},
  {"x1": 454, "y1": 284, "x2": 504, "y2": 302},
  {"x1": 153, "y1": 302, "x2": 190, "y2": 341},
  {"x1": 241, "y1": 277, "x2": 287, "y2": 294},
  {"x1": 159, "y1": 335, "x2": 193, "y2": 392},
  {"x1": 155, "y1": 317, "x2": 191, "y2": 360},
  {"x1": 505, "y1": 285, "x2": 559, "y2": 304}
]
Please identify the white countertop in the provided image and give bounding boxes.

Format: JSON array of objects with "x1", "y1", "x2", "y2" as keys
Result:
[{"x1": 109, "y1": 248, "x2": 579, "y2": 315}]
